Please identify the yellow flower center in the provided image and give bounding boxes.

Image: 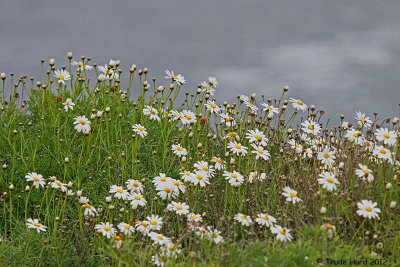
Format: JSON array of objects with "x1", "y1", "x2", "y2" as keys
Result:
[
  {"x1": 79, "y1": 120, "x2": 86, "y2": 125},
  {"x1": 295, "y1": 144, "x2": 299, "y2": 148},
  {"x1": 124, "y1": 225, "x2": 130, "y2": 229},
  {"x1": 211, "y1": 104, "x2": 216, "y2": 108},
  {"x1": 324, "y1": 154, "x2": 330, "y2": 158},
  {"x1": 290, "y1": 192, "x2": 297, "y2": 197},
  {"x1": 104, "y1": 227, "x2": 109, "y2": 231},
  {"x1": 56, "y1": 181, "x2": 61, "y2": 186},
  {"x1": 248, "y1": 103, "x2": 254, "y2": 107},
  {"x1": 141, "y1": 222, "x2": 147, "y2": 227},
  {"x1": 34, "y1": 177, "x2": 39, "y2": 182},
  {"x1": 327, "y1": 224, "x2": 333, "y2": 230},
  {"x1": 229, "y1": 132, "x2": 236, "y2": 137},
  {"x1": 296, "y1": 100, "x2": 303, "y2": 105},
  {"x1": 241, "y1": 215, "x2": 246, "y2": 219},
  {"x1": 235, "y1": 145, "x2": 241, "y2": 149},
  {"x1": 263, "y1": 216, "x2": 269, "y2": 220},
  {"x1": 252, "y1": 174, "x2": 257, "y2": 178},
  {"x1": 173, "y1": 76, "x2": 178, "y2": 80},
  {"x1": 117, "y1": 189, "x2": 123, "y2": 193},
  {"x1": 151, "y1": 110, "x2": 156, "y2": 115},
  {"x1": 383, "y1": 134, "x2": 390, "y2": 139},
  {"x1": 177, "y1": 147, "x2": 182, "y2": 151},
  {"x1": 85, "y1": 204, "x2": 91, "y2": 209},
  {"x1": 79, "y1": 62, "x2": 84, "y2": 66},
  {"x1": 169, "y1": 246, "x2": 175, "y2": 251},
  {"x1": 361, "y1": 118, "x2": 365, "y2": 122},
  {"x1": 327, "y1": 178, "x2": 334, "y2": 183},
  {"x1": 225, "y1": 118, "x2": 231, "y2": 122},
  {"x1": 133, "y1": 182, "x2": 139, "y2": 187},
  {"x1": 216, "y1": 158, "x2": 222, "y2": 163},
  {"x1": 185, "y1": 115, "x2": 192, "y2": 120},
  {"x1": 212, "y1": 233, "x2": 217, "y2": 238},
  {"x1": 365, "y1": 141, "x2": 371, "y2": 147},
  {"x1": 192, "y1": 215, "x2": 197, "y2": 219},
  {"x1": 197, "y1": 175, "x2": 203, "y2": 180},
  {"x1": 380, "y1": 149, "x2": 386, "y2": 154},
  {"x1": 34, "y1": 223, "x2": 40, "y2": 227},
  {"x1": 176, "y1": 206, "x2": 182, "y2": 210},
  {"x1": 115, "y1": 236, "x2": 122, "y2": 241},
  {"x1": 157, "y1": 235, "x2": 164, "y2": 240},
  {"x1": 231, "y1": 174, "x2": 237, "y2": 178},
  {"x1": 138, "y1": 127, "x2": 143, "y2": 131},
  {"x1": 308, "y1": 125, "x2": 314, "y2": 130},
  {"x1": 164, "y1": 188, "x2": 171, "y2": 193},
  {"x1": 254, "y1": 134, "x2": 260, "y2": 139},
  {"x1": 160, "y1": 177, "x2": 166, "y2": 182},
  {"x1": 134, "y1": 195, "x2": 141, "y2": 200},
  {"x1": 365, "y1": 207, "x2": 372, "y2": 212},
  {"x1": 151, "y1": 221, "x2": 157, "y2": 225},
  {"x1": 58, "y1": 75, "x2": 64, "y2": 80},
  {"x1": 267, "y1": 106, "x2": 272, "y2": 110},
  {"x1": 353, "y1": 133, "x2": 359, "y2": 137},
  {"x1": 363, "y1": 169, "x2": 370, "y2": 175},
  {"x1": 279, "y1": 230, "x2": 285, "y2": 235},
  {"x1": 257, "y1": 149, "x2": 263, "y2": 154},
  {"x1": 202, "y1": 166, "x2": 209, "y2": 171}
]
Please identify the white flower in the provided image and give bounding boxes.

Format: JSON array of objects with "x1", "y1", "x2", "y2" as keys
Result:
[
  {"x1": 289, "y1": 98, "x2": 307, "y2": 112},
  {"x1": 171, "y1": 144, "x2": 187, "y2": 157},
  {"x1": 357, "y1": 200, "x2": 381, "y2": 219},
  {"x1": 211, "y1": 156, "x2": 225, "y2": 170},
  {"x1": 301, "y1": 120, "x2": 321, "y2": 135},
  {"x1": 135, "y1": 220, "x2": 151, "y2": 235},
  {"x1": 234, "y1": 213, "x2": 252, "y2": 226},
  {"x1": 288, "y1": 139, "x2": 303, "y2": 153},
  {"x1": 223, "y1": 171, "x2": 244, "y2": 187},
  {"x1": 109, "y1": 185, "x2": 129, "y2": 200},
  {"x1": 187, "y1": 213, "x2": 203, "y2": 223},
  {"x1": 208, "y1": 76, "x2": 218, "y2": 87},
  {"x1": 128, "y1": 192, "x2": 147, "y2": 209},
  {"x1": 132, "y1": 124, "x2": 147, "y2": 137},
  {"x1": 261, "y1": 103, "x2": 279, "y2": 116},
  {"x1": 373, "y1": 145, "x2": 392, "y2": 161},
  {"x1": 167, "y1": 201, "x2": 190, "y2": 215},
  {"x1": 355, "y1": 164, "x2": 374, "y2": 182},
  {"x1": 26, "y1": 218, "x2": 47, "y2": 233},
  {"x1": 51, "y1": 179, "x2": 67, "y2": 192},
  {"x1": 255, "y1": 213, "x2": 276, "y2": 227},
  {"x1": 239, "y1": 95, "x2": 249, "y2": 102},
  {"x1": 355, "y1": 111, "x2": 372, "y2": 128},
  {"x1": 94, "y1": 222, "x2": 116, "y2": 238},
  {"x1": 118, "y1": 222, "x2": 135, "y2": 236},
  {"x1": 143, "y1": 105, "x2": 160, "y2": 121},
  {"x1": 282, "y1": 186, "x2": 302, "y2": 204},
  {"x1": 270, "y1": 225, "x2": 293, "y2": 242},
  {"x1": 246, "y1": 129, "x2": 268, "y2": 146},
  {"x1": 251, "y1": 144, "x2": 270, "y2": 160},
  {"x1": 190, "y1": 170, "x2": 210, "y2": 187},
  {"x1": 98, "y1": 65, "x2": 119, "y2": 80},
  {"x1": 25, "y1": 172, "x2": 45, "y2": 189},
  {"x1": 148, "y1": 232, "x2": 172, "y2": 245},
  {"x1": 317, "y1": 148, "x2": 336, "y2": 166},
  {"x1": 375, "y1": 128, "x2": 397, "y2": 146},
  {"x1": 83, "y1": 203, "x2": 97, "y2": 217},
  {"x1": 201, "y1": 81, "x2": 215, "y2": 96},
  {"x1": 54, "y1": 70, "x2": 71, "y2": 85},
  {"x1": 317, "y1": 171, "x2": 339, "y2": 192},
  {"x1": 206, "y1": 227, "x2": 224, "y2": 244},
  {"x1": 62, "y1": 98, "x2": 75, "y2": 112},
  {"x1": 244, "y1": 101, "x2": 258, "y2": 112},
  {"x1": 165, "y1": 70, "x2": 185, "y2": 85},
  {"x1": 345, "y1": 129, "x2": 364, "y2": 145},
  {"x1": 73, "y1": 115, "x2": 91, "y2": 133},
  {"x1": 205, "y1": 100, "x2": 221, "y2": 113},
  {"x1": 126, "y1": 179, "x2": 144, "y2": 193},
  {"x1": 219, "y1": 113, "x2": 236, "y2": 126},
  {"x1": 156, "y1": 182, "x2": 178, "y2": 200},
  {"x1": 72, "y1": 60, "x2": 93, "y2": 71},
  {"x1": 227, "y1": 142, "x2": 248, "y2": 156}
]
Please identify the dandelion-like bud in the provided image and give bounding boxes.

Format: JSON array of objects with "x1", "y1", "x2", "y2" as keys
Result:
[
  {"x1": 2, "y1": 164, "x2": 8, "y2": 170},
  {"x1": 197, "y1": 143, "x2": 203, "y2": 149},
  {"x1": 67, "y1": 52, "x2": 73, "y2": 59},
  {"x1": 90, "y1": 114, "x2": 96, "y2": 120}
]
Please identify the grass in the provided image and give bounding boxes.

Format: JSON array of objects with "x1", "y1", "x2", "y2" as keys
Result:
[{"x1": 0, "y1": 55, "x2": 399, "y2": 266}]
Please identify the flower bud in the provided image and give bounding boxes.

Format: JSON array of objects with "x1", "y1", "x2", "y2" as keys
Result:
[
  {"x1": 390, "y1": 201, "x2": 396, "y2": 208},
  {"x1": 1, "y1": 72, "x2": 6, "y2": 80},
  {"x1": 67, "y1": 52, "x2": 73, "y2": 59},
  {"x1": 320, "y1": 206, "x2": 327, "y2": 215}
]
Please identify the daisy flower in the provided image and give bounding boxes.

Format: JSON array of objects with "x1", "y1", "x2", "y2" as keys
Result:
[
  {"x1": 151, "y1": 255, "x2": 166, "y2": 267},
  {"x1": 246, "y1": 129, "x2": 268, "y2": 146},
  {"x1": 282, "y1": 186, "x2": 302, "y2": 204},
  {"x1": 132, "y1": 124, "x2": 147, "y2": 138},
  {"x1": 208, "y1": 76, "x2": 218, "y2": 87},
  {"x1": 181, "y1": 110, "x2": 197, "y2": 124},
  {"x1": 153, "y1": 173, "x2": 173, "y2": 187},
  {"x1": 317, "y1": 171, "x2": 339, "y2": 192},
  {"x1": 239, "y1": 95, "x2": 250, "y2": 102},
  {"x1": 227, "y1": 142, "x2": 248, "y2": 156},
  {"x1": 26, "y1": 218, "x2": 47, "y2": 233},
  {"x1": 261, "y1": 103, "x2": 279, "y2": 116},
  {"x1": 375, "y1": 128, "x2": 397, "y2": 146},
  {"x1": 194, "y1": 161, "x2": 215, "y2": 177},
  {"x1": 95, "y1": 222, "x2": 116, "y2": 238},
  {"x1": 373, "y1": 145, "x2": 392, "y2": 161},
  {"x1": 190, "y1": 170, "x2": 210, "y2": 187},
  {"x1": 128, "y1": 192, "x2": 147, "y2": 209},
  {"x1": 201, "y1": 81, "x2": 216, "y2": 95},
  {"x1": 206, "y1": 227, "x2": 224, "y2": 244},
  {"x1": 234, "y1": 213, "x2": 252, "y2": 226},
  {"x1": 205, "y1": 100, "x2": 221, "y2": 113},
  {"x1": 223, "y1": 170, "x2": 244, "y2": 187},
  {"x1": 136, "y1": 220, "x2": 151, "y2": 235},
  {"x1": 165, "y1": 70, "x2": 185, "y2": 85},
  {"x1": 160, "y1": 243, "x2": 182, "y2": 259},
  {"x1": 345, "y1": 129, "x2": 364, "y2": 145},
  {"x1": 126, "y1": 179, "x2": 144, "y2": 193},
  {"x1": 149, "y1": 232, "x2": 172, "y2": 245},
  {"x1": 357, "y1": 200, "x2": 381, "y2": 219},
  {"x1": 118, "y1": 222, "x2": 135, "y2": 236},
  {"x1": 73, "y1": 115, "x2": 91, "y2": 133},
  {"x1": 146, "y1": 215, "x2": 163, "y2": 231},
  {"x1": 271, "y1": 225, "x2": 293, "y2": 242},
  {"x1": 83, "y1": 203, "x2": 97, "y2": 217},
  {"x1": 62, "y1": 98, "x2": 75, "y2": 112},
  {"x1": 225, "y1": 131, "x2": 240, "y2": 141},
  {"x1": 289, "y1": 98, "x2": 307, "y2": 112},
  {"x1": 171, "y1": 179, "x2": 186, "y2": 194},
  {"x1": 180, "y1": 170, "x2": 193, "y2": 183},
  {"x1": 355, "y1": 111, "x2": 372, "y2": 128},
  {"x1": 301, "y1": 120, "x2": 321, "y2": 136},
  {"x1": 219, "y1": 113, "x2": 236, "y2": 126},
  {"x1": 25, "y1": 172, "x2": 45, "y2": 189},
  {"x1": 143, "y1": 105, "x2": 160, "y2": 121},
  {"x1": 156, "y1": 182, "x2": 178, "y2": 200},
  {"x1": 288, "y1": 139, "x2": 303, "y2": 153},
  {"x1": 355, "y1": 164, "x2": 374, "y2": 182},
  {"x1": 167, "y1": 201, "x2": 190, "y2": 215},
  {"x1": 98, "y1": 65, "x2": 119, "y2": 80},
  {"x1": 109, "y1": 185, "x2": 129, "y2": 200},
  {"x1": 244, "y1": 101, "x2": 258, "y2": 112},
  {"x1": 255, "y1": 213, "x2": 276, "y2": 227},
  {"x1": 171, "y1": 144, "x2": 187, "y2": 157},
  {"x1": 72, "y1": 60, "x2": 93, "y2": 71},
  {"x1": 251, "y1": 144, "x2": 270, "y2": 160},
  {"x1": 51, "y1": 179, "x2": 67, "y2": 192},
  {"x1": 317, "y1": 148, "x2": 336, "y2": 166},
  {"x1": 211, "y1": 156, "x2": 225, "y2": 170},
  {"x1": 187, "y1": 213, "x2": 203, "y2": 224},
  {"x1": 54, "y1": 70, "x2": 71, "y2": 85}
]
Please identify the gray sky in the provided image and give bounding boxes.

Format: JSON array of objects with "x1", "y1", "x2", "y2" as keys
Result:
[{"x1": 1, "y1": 0, "x2": 400, "y2": 122}]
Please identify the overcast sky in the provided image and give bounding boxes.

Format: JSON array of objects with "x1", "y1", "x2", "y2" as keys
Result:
[{"x1": 1, "y1": 0, "x2": 399, "y2": 122}]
